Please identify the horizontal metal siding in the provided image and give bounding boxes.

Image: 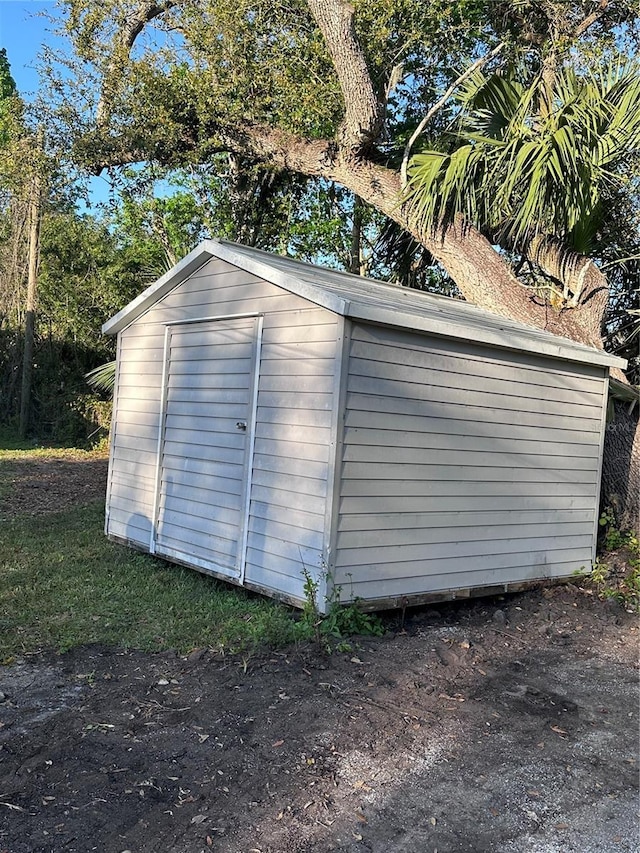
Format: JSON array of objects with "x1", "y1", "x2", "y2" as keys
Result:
[
  {"x1": 107, "y1": 257, "x2": 336, "y2": 600},
  {"x1": 105, "y1": 331, "x2": 162, "y2": 548},
  {"x1": 335, "y1": 323, "x2": 606, "y2": 603}
]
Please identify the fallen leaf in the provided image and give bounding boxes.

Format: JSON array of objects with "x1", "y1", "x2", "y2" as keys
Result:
[
  {"x1": 276, "y1": 811, "x2": 284, "y2": 821},
  {"x1": 550, "y1": 725, "x2": 568, "y2": 736},
  {"x1": 191, "y1": 815, "x2": 207, "y2": 824},
  {"x1": 353, "y1": 780, "x2": 372, "y2": 792},
  {"x1": 355, "y1": 812, "x2": 367, "y2": 823},
  {"x1": 351, "y1": 657, "x2": 363, "y2": 664},
  {"x1": 352, "y1": 833, "x2": 363, "y2": 841},
  {"x1": 430, "y1": 816, "x2": 437, "y2": 826},
  {"x1": 272, "y1": 739, "x2": 285, "y2": 748},
  {"x1": 206, "y1": 837, "x2": 213, "y2": 847},
  {"x1": 554, "y1": 823, "x2": 569, "y2": 831}
]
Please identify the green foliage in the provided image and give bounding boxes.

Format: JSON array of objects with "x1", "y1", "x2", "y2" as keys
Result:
[
  {"x1": 85, "y1": 361, "x2": 116, "y2": 394},
  {"x1": 38, "y1": 209, "x2": 158, "y2": 355},
  {"x1": 58, "y1": 0, "x2": 487, "y2": 165},
  {"x1": 598, "y1": 508, "x2": 640, "y2": 556},
  {"x1": 0, "y1": 202, "x2": 176, "y2": 443},
  {"x1": 14, "y1": 338, "x2": 112, "y2": 446},
  {"x1": 406, "y1": 61, "x2": 640, "y2": 252},
  {"x1": 579, "y1": 510, "x2": 640, "y2": 612},
  {"x1": 295, "y1": 569, "x2": 385, "y2": 653},
  {"x1": 0, "y1": 48, "x2": 23, "y2": 152},
  {"x1": 0, "y1": 49, "x2": 15, "y2": 100},
  {"x1": 45, "y1": 0, "x2": 639, "y2": 313}
]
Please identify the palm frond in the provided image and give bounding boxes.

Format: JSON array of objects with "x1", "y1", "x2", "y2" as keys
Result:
[
  {"x1": 85, "y1": 361, "x2": 116, "y2": 394},
  {"x1": 405, "y1": 58, "x2": 640, "y2": 252}
]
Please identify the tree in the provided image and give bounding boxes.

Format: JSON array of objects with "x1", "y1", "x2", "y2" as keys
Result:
[
  {"x1": 405, "y1": 58, "x2": 640, "y2": 529},
  {"x1": 18, "y1": 152, "x2": 42, "y2": 437},
  {"x1": 50, "y1": 0, "x2": 639, "y2": 522},
  {"x1": 0, "y1": 51, "x2": 46, "y2": 436}
]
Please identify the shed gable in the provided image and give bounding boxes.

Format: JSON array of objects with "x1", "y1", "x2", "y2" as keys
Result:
[{"x1": 106, "y1": 256, "x2": 341, "y2": 603}]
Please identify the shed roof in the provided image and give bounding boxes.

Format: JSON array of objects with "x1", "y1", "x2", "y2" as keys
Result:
[{"x1": 103, "y1": 239, "x2": 625, "y2": 369}]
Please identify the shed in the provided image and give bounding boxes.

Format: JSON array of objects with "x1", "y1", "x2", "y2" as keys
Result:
[{"x1": 103, "y1": 240, "x2": 625, "y2": 611}]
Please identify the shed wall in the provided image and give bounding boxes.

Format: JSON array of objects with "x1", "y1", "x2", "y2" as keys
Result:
[
  {"x1": 106, "y1": 257, "x2": 339, "y2": 601},
  {"x1": 334, "y1": 323, "x2": 607, "y2": 603}
]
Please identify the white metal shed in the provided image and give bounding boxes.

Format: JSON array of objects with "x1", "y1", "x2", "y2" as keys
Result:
[{"x1": 103, "y1": 240, "x2": 625, "y2": 611}]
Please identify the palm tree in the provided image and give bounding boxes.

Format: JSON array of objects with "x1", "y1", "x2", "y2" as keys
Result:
[
  {"x1": 85, "y1": 360, "x2": 117, "y2": 394},
  {"x1": 405, "y1": 59, "x2": 640, "y2": 530},
  {"x1": 406, "y1": 60, "x2": 640, "y2": 265}
]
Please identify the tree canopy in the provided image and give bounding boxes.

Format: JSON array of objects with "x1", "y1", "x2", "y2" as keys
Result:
[{"x1": 43, "y1": 0, "x2": 637, "y2": 354}]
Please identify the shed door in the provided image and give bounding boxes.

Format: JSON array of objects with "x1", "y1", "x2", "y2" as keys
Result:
[{"x1": 153, "y1": 317, "x2": 261, "y2": 578}]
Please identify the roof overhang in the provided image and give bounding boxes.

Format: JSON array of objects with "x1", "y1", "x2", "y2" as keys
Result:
[{"x1": 103, "y1": 239, "x2": 627, "y2": 372}]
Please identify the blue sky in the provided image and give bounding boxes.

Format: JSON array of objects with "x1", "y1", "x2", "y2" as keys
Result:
[
  {"x1": 0, "y1": 1, "x2": 124, "y2": 208},
  {"x1": 0, "y1": 0, "x2": 56, "y2": 98}
]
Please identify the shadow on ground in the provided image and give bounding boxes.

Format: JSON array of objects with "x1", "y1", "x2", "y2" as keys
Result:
[{"x1": 0, "y1": 584, "x2": 637, "y2": 853}]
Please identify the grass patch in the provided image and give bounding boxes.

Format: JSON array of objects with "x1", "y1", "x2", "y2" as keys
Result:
[
  {"x1": 0, "y1": 500, "x2": 300, "y2": 659},
  {"x1": 0, "y1": 445, "x2": 107, "y2": 464}
]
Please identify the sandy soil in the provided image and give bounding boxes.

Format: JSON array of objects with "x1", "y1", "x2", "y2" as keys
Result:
[{"x1": 0, "y1": 455, "x2": 638, "y2": 853}]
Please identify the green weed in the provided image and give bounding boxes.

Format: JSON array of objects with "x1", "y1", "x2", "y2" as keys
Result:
[
  {"x1": 295, "y1": 569, "x2": 384, "y2": 653},
  {"x1": 580, "y1": 510, "x2": 640, "y2": 612}
]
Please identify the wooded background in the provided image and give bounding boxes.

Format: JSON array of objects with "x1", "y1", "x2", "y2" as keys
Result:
[{"x1": 0, "y1": 0, "x2": 637, "y2": 526}]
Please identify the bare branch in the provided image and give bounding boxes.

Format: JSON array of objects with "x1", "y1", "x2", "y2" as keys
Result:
[
  {"x1": 385, "y1": 62, "x2": 405, "y2": 104},
  {"x1": 574, "y1": 0, "x2": 610, "y2": 37},
  {"x1": 400, "y1": 41, "x2": 505, "y2": 187}
]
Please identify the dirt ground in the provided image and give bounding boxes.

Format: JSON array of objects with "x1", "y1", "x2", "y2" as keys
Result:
[
  {"x1": 0, "y1": 454, "x2": 109, "y2": 519},
  {"x1": 0, "y1": 457, "x2": 638, "y2": 853}
]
